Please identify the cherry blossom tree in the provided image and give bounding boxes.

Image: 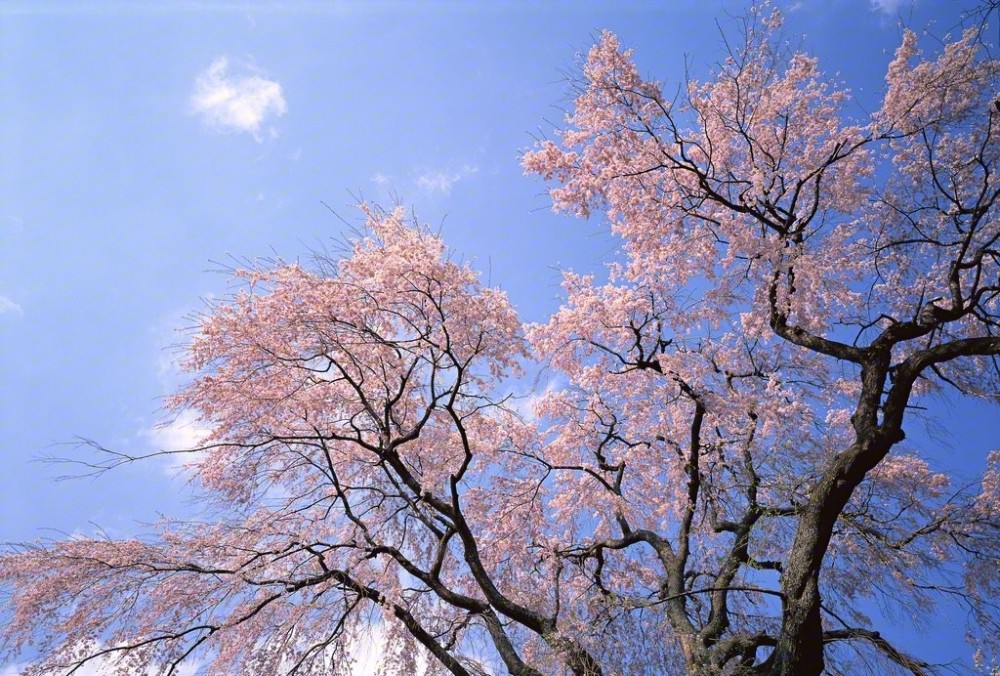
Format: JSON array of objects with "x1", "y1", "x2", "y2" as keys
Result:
[{"x1": 3, "y1": 6, "x2": 1000, "y2": 676}]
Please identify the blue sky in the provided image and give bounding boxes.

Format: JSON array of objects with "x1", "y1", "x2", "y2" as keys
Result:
[{"x1": 1, "y1": 0, "x2": 996, "y2": 672}]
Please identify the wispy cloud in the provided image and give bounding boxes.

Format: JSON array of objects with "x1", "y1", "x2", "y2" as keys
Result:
[
  {"x1": 414, "y1": 164, "x2": 478, "y2": 196},
  {"x1": 143, "y1": 410, "x2": 211, "y2": 453},
  {"x1": 189, "y1": 57, "x2": 286, "y2": 141},
  {"x1": 870, "y1": 0, "x2": 909, "y2": 16},
  {"x1": 141, "y1": 409, "x2": 214, "y2": 479},
  {"x1": 509, "y1": 377, "x2": 565, "y2": 423},
  {"x1": 0, "y1": 294, "x2": 23, "y2": 316}
]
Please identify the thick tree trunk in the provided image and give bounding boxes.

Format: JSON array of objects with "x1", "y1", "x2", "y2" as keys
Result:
[
  {"x1": 754, "y1": 349, "x2": 899, "y2": 674},
  {"x1": 763, "y1": 504, "x2": 834, "y2": 676},
  {"x1": 763, "y1": 439, "x2": 893, "y2": 674},
  {"x1": 766, "y1": 573, "x2": 825, "y2": 675}
]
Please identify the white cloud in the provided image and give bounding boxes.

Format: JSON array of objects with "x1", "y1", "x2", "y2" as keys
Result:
[
  {"x1": 346, "y1": 623, "x2": 441, "y2": 676},
  {"x1": 144, "y1": 409, "x2": 211, "y2": 452},
  {"x1": 870, "y1": 0, "x2": 908, "y2": 15},
  {"x1": 140, "y1": 409, "x2": 214, "y2": 478},
  {"x1": 0, "y1": 294, "x2": 23, "y2": 316},
  {"x1": 510, "y1": 390, "x2": 543, "y2": 423},
  {"x1": 189, "y1": 57, "x2": 287, "y2": 141},
  {"x1": 371, "y1": 172, "x2": 392, "y2": 187},
  {"x1": 414, "y1": 164, "x2": 478, "y2": 196},
  {"x1": 508, "y1": 376, "x2": 568, "y2": 423},
  {"x1": 350, "y1": 624, "x2": 386, "y2": 676}
]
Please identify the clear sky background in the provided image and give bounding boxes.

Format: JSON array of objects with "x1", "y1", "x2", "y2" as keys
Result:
[{"x1": 1, "y1": 0, "x2": 997, "y2": 673}]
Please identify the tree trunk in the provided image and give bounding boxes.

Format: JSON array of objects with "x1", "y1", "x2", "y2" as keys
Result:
[{"x1": 762, "y1": 438, "x2": 889, "y2": 675}]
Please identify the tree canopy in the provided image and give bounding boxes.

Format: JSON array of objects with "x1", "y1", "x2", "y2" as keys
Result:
[{"x1": 3, "y1": 5, "x2": 999, "y2": 675}]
